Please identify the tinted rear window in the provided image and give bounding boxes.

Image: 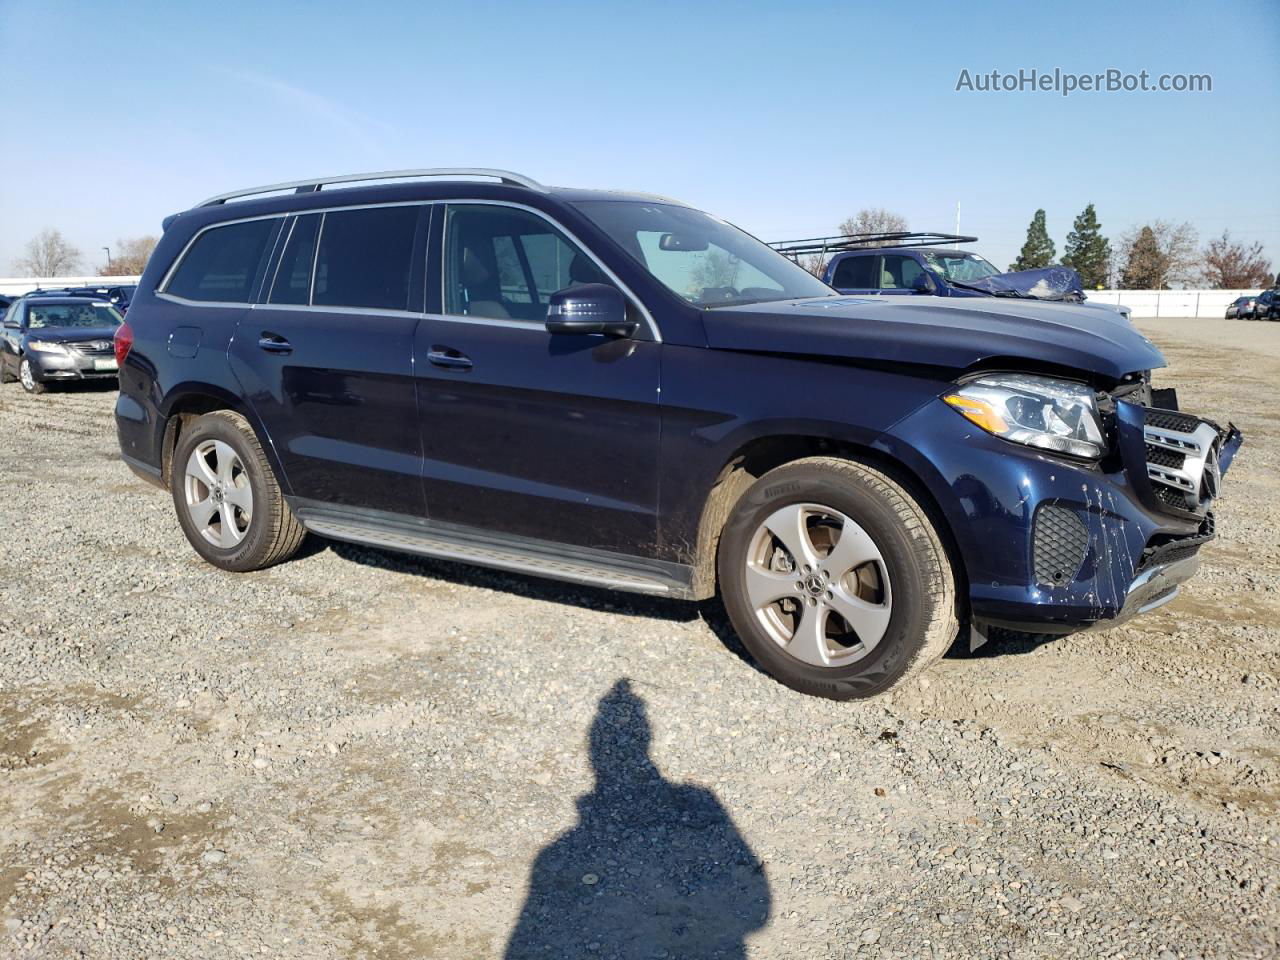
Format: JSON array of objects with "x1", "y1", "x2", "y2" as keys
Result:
[
  {"x1": 269, "y1": 214, "x2": 321, "y2": 305},
  {"x1": 831, "y1": 255, "x2": 876, "y2": 289},
  {"x1": 313, "y1": 206, "x2": 419, "y2": 310},
  {"x1": 166, "y1": 219, "x2": 278, "y2": 302}
]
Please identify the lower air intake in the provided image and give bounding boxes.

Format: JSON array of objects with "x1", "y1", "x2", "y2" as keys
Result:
[{"x1": 1033, "y1": 503, "x2": 1090, "y2": 587}]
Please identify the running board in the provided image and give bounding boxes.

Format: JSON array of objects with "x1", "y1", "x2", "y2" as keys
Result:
[{"x1": 290, "y1": 499, "x2": 694, "y2": 599}]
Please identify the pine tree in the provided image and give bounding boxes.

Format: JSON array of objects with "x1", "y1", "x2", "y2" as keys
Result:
[
  {"x1": 1009, "y1": 210, "x2": 1056, "y2": 272},
  {"x1": 1060, "y1": 204, "x2": 1111, "y2": 289},
  {"x1": 1120, "y1": 226, "x2": 1167, "y2": 289}
]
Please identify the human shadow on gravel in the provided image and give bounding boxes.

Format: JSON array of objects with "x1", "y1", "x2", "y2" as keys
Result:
[{"x1": 504, "y1": 679, "x2": 771, "y2": 959}]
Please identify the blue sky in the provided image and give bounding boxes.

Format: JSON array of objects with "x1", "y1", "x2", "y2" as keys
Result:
[{"x1": 1, "y1": 0, "x2": 1277, "y2": 278}]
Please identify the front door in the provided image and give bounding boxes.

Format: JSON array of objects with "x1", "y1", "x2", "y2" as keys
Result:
[
  {"x1": 414, "y1": 203, "x2": 662, "y2": 556},
  {"x1": 228, "y1": 205, "x2": 429, "y2": 517}
]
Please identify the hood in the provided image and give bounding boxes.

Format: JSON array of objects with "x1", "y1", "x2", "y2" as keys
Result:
[
  {"x1": 702, "y1": 296, "x2": 1164, "y2": 382},
  {"x1": 23, "y1": 326, "x2": 121, "y2": 344}
]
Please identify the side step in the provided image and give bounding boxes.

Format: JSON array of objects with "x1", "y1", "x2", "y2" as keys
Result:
[{"x1": 290, "y1": 499, "x2": 694, "y2": 599}]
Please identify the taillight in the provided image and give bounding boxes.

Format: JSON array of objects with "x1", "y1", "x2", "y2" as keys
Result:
[{"x1": 114, "y1": 322, "x2": 134, "y2": 365}]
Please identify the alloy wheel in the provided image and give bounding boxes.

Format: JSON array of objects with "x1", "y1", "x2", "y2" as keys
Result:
[
  {"x1": 743, "y1": 502, "x2": 893, "y2": 667},
  {"x1": 184, "y1": 440, "x2": 253, "y2": 548}
]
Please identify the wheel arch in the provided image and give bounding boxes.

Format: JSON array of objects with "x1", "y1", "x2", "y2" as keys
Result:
[
  {"x1": 158, "y1": 385, "x2": 288, "y2": 493},
  {"x1": 688, "y1": 433, "x2": 969, "y2": 607}
]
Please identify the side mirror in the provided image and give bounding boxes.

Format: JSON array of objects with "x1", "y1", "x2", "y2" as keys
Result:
[
  {"x1": 545, "y1": 283, "x2": 636, "y2": 337},
  {"x1": 2, "y1": 321, "x2": 18, "y2": 330},
  {"x1": 910, "y1": 273, "x2": 934, "y2": 294}
]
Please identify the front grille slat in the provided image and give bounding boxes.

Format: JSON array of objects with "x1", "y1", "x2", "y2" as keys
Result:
[{"x1": 67, "y1": 340, "x2": 114, "y2": 358}]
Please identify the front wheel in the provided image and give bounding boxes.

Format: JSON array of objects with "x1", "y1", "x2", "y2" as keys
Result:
[
  {"x1": 170, "y1": 410, "x2": 305, "y2": 572},
  {"x1": 717, "y1": 457, "x2": 958, "y2": 699},
  {"x1": 19, "y1": 357, "x2": 46, "y2": 394}
]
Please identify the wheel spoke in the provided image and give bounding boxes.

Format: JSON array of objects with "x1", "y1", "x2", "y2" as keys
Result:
[
  {"x1": 213, "y1": 441, "x2": 239, "y2": 484},
  {"x1": 827, "y1": 586, "x2": 892, "y2": 652},
  {"x1": 762, "y1": 504, "x2": 820, "y2": 570},
  {"x1": 785, "y1": 605, "x2": 831, "y2": 667},
  {"x1": 744, "y1": 563, "x2": 799, "y2": 610},
  {"x1": 189, "y1": 495, "x2": 218, "y2": 528},
  {"x1": 186, "y1": 449, "x2": 217, "y2": 489},
  {"x1": 822, "y1": 521, "x2": 880, "y2": 578},
  {"x1": 218, "y1": 503, "x2": 244, "y2": 547},
  {"x1": 224, "y1": 480, "x2": 252, "y2": 512}
]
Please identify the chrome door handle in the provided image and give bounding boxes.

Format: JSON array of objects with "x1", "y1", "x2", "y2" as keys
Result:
[
  {"x1": 427, "y1": 347, "x2": 472, "y2": 370},
  {"x1": 258, "y1": 332, "x2": 292, "y2": 354}
]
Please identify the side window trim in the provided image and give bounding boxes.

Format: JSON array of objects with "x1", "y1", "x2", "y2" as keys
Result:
[
  {"x1": 158, "y1": 214, "x2": 283, "y2": 306},
  {"x1": 439, "y1": 200, "x2": 660, "y2": 342}
]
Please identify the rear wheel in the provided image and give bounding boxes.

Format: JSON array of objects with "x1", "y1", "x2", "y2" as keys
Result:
[
  {"x1": 171, "y1": 411, "x2": 305, "y2": 571},
  {"x1": 717, "y1": 457, "x2": 957, "y2": 699}
]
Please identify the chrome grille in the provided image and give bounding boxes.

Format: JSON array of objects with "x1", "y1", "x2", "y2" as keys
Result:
[
  {"x1": 1143, "y1": 411, "x2": 1222, "y2": 511},
  {"x1": 68, "y1": 340, "x2": 115, "y2": 358}
]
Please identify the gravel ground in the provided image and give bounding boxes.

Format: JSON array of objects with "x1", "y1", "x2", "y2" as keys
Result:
[{"x1": 1, "y1": 318, "x2": 1277, "y2": 960}]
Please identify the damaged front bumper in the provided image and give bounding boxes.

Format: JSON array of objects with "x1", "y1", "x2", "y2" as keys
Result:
[{"x1": 880, "y1": 393, "x2": 1244, "y2": 642}]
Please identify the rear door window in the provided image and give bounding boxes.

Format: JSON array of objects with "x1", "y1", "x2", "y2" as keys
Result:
[
  {"x1": 269, "y1": 215, "x2": 321, "y2": 305},
  {"x1": 165, "y1": 218, "x2": 280, "y2": 303},
  {"x1": 312, "y1": 206, "x2": 419, "y2": 311},
  {"x1": 831, "y1": 255, "x2": 876, "y2": 289}
]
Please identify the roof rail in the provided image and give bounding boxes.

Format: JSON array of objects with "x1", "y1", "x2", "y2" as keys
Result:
[
  {"x1": 770, "y1": 232, "x2": 979, "y2": 258},
  {"x1": 195, "y1": 168, "x2": 547, "y2": 208}
]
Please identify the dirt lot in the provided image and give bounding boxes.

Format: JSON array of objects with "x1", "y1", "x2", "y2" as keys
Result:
[{"x1": 1, "y1": 317, "x2": 1277, "y2": 959}]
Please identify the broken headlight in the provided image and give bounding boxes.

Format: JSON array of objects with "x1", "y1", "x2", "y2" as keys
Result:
[{"x1": 943, "y1": 373, "x2": 1107, "y2": 459}]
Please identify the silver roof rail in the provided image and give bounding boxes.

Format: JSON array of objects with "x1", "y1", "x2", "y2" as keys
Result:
[{"x1": 195, "y1": 167, "x2": 547, "y2": 207}]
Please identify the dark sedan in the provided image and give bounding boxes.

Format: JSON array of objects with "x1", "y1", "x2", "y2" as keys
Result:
[{"x1": 1, "y1": 295, "x2": 124, "y2": 394}]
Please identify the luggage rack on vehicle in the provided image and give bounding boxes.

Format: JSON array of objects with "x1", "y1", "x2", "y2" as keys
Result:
[
  {"x1": 769, "y1": 232, "x2": 978, "y2": 260},
  {"x1": 196, "y1": 168, "x2": 548, "y2": 208}
]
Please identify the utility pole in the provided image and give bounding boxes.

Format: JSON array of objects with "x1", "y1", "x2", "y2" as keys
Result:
[
  {"x1": 954, "y1": 202, "x2": 960, "y2": 237},
  {"x1": 102, "y1": 246, "x2": 112, "y2": 273}
]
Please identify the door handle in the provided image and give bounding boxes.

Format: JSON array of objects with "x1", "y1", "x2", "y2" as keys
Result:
[
  {"x1": 427, "y1": 346, "x2": 472, "y2": 370},
  {"x1": 258, "y1": 332, "x2": 292, "y2": 355}
]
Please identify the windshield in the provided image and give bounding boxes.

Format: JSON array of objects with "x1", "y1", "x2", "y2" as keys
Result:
[
  {"x1": 27, "y1": 302, "x2": 123, "y2": 329},
  {"x1": 923, "y1": 251, "x2": 1000, "y2": 283},
  {"x1": 573, "y1": 200, "x2": 835, "y2": 307}
]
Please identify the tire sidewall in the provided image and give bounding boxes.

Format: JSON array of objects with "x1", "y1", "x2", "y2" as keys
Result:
[
  {"x1": 20, "y1": 357, "x2": 42, "y2": 393},
  {"x1": 171, "y1": 414, "x2": 277, "y2": 572},
  {"x1": 718, "y1": 464, "x2": 933, "y2": 699}
]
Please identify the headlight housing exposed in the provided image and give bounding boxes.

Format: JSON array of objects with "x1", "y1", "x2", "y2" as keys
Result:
[
  {"x1": 944, "y1": 373, "x2": 1107, "y2": 459},
  {"x1": 26, "y1": 340, "x2": 68, "y2": 354}
]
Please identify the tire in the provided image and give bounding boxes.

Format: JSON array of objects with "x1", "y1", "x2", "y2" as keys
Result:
[
  {"x1": 19, "y1": 357, "x2": 46, "y2": 394},
  {"x1": 170, "y1": 410, "x2": 305, "y2": 572},
  {"x1": 717, "y1": 457, "x2": 957, "y2": 700}
]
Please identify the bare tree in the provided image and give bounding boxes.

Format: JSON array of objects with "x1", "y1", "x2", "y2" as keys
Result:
[
  {"x1": 99, "y1": 235, "x2": 159, "y2": 276},
  {"x1": 16, "y1": 229, "x2": 82, "y2": 276},
  {"x1": 838, "y1": 208, "x2": 909, "y2": 244},
  {"x1": 1201, "y1": 230, "x2": 1273, "y2": 289},
  {"x1": 1112, "y1": 220, "x2": 1200, "y2": 288}
]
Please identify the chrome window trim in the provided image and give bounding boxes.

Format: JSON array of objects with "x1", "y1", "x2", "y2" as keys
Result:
[
  {"x1": 250, "y1": 302, "x2": 426, "y2": 321},
  {"x1": 439, "y1": 199, "x2": 661, "y2": 343},
  {"x1": 423, "y1": 311, "x2": 544, "y2": 332},
  {"x1": 159, "y1": 201, "x2": 430, "y2": 305},
  {"x1": 266, "y1": 216, "x2": 299, "y2": 303},
  {"x1": 156, "y1": 291, "x2": 255, "y2": 309}
]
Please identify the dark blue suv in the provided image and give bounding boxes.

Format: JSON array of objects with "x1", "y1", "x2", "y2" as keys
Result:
[{"x1": 114, "y1": 169, "x2": 1242, "y2": 699}]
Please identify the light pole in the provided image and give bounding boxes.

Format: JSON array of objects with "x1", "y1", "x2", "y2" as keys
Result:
[{"x1": 102, "y1": 246, "x2": 112, "y2": 273}]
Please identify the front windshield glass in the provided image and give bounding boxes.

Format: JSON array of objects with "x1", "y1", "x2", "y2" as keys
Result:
[
  {"x1": 573, "y1": 200, "x2": 835, "y2": 307},
  {"x1": 27, "y1": 302, "x2": 123, "y2": 329},
  {"x1": 923, "y1": 252, "x2": 1000, "y2": 283}
]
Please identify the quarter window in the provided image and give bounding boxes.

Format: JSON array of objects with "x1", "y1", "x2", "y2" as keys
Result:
[
  {"x1": 312, "y1": 206, "x2": 419, "y2": 311},
  {"x1": 165, "y1": 218, "x2": 279, "y2": 303}
]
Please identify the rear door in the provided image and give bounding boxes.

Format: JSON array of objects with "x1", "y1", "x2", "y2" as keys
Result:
[
  {"x1": 412, "y1": 202, "x2": 662, "y2": 555},
  {"x1": 228, "y1": 204, "x2": 429, "y2": 516}
]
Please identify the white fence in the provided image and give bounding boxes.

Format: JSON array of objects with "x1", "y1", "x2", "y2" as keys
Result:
[
  {"x1": 0, "y1": 275, "x2": 141, "y2": 297},
  {"x1": 0, "y1": 276, "x2": 1262, "y2": 320},
  {"x1": 1086, "y1": 289, "x2": 1262, "y2": 319}
]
